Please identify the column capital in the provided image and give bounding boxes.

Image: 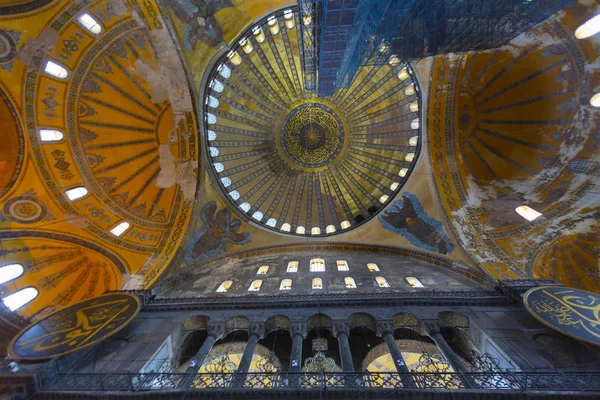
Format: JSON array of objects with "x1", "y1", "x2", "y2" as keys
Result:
[
  {"x1": 249, "y1": 322, "x2": 265, "y2": 338},
  {"x1": 376, "y1": 320, "x2": 395, "y2": 337},
  {"x1": 422, "y1": 320, "x2": 441, "y2": 336},
  {"x1": 291, "y1": 321, "x2": 307, "y2": 338},
  {"x1": 332, "y1": 321, "x2": 350, "y2": 337},
  {"x1": 207, "y1": 322, "x2": 225, "y2": 339}
]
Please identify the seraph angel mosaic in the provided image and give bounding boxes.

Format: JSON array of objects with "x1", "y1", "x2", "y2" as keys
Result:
[
  {"x1": 379, "y1": 193, "x2": 454, "y2": 254},
  {"x1": 185, "y1": 201, "x2": 251, "y2": 263},
  {"x1": 165, "y1": 0, "x2": 232, "y2": 50}
]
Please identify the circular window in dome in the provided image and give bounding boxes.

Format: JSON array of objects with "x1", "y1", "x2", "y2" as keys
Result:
[{"x1": 202, "y1": 7, "x2": 421, "y2": 237}]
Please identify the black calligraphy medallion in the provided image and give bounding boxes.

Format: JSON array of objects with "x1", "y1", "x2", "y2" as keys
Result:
[{"x1": 9, "y1": 293, "x2": 141, "y2": 360}]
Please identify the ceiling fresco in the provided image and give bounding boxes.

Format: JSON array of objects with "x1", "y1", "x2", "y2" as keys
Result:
[
  {"x1": 0, "y1": 0, "x2": 197, "y2": 317},
  {"x1": 428, "y1": 3, "x2": 600, "y2": 291}
]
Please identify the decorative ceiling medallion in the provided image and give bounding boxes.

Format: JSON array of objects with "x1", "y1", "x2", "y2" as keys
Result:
[
  {"x1": 523, "y1": 286, "x2": 600, "y2": 346},
  {"x1": 203, "y1": 7, "x2": 422, "y2": 237},
  {"x1": 3, "y1": 196, "x2": 47, "y2": 224},
  {"x1": 8, "y1": 293, "x2": 141, "y2": 360},
  {"x1": 281, "y1": 103, "x2": 344, "y2": 168},
  {"x1": 0, "y1": 30, "x2": 17, "y2": 64}
]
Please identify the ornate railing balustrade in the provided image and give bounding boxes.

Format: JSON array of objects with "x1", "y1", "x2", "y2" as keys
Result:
[{"x1": 36, "y1": 370, "x2": 600, "y2": 393}]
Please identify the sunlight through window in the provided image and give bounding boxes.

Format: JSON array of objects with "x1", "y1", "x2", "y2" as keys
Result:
[{"x1": 2, "y1": 287, "x2": 38, "y2": 311}]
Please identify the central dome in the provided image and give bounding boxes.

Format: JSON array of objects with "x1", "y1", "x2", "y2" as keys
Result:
[
  {"x1": 203, "y1": 7, "x2": 422, "y2": 237},
  {"x1": 282, "y1": 103, "x2": 344, "y2": 168}
]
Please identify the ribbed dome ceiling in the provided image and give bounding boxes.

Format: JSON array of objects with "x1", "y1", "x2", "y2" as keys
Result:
[{"x1": 203, "y1": 7, "x2": 422, "y2": 237}]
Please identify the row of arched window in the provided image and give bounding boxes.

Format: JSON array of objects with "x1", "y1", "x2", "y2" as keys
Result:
[
  {"x1": 216, "y1": 275, "x2": 425, "y2": 293},
  {"x1": 0, "y1": 263, "x2": 39, "y2": 311},
  {"x1": 256, "y1": 260, "x2": 384, "y2": 274}
]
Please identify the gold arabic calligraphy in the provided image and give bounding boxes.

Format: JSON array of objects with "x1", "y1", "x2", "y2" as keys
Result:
[{"x1": 17, "y1": 299, "x2": 132, "y2": 353}]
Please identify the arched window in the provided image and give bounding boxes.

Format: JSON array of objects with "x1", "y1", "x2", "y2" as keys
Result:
[
  {"x1": 213, "y1": 163, "x2": 225, "y2": 173},
  {"x1": 312, "y1": 278, "x2": 323, "y2": 290},
  {"x1": 218, "y1": 64, "x2": 231, "y2": 79},
  {"x1": 409, "y1": 136, "x2": 419, "y2": 146},
  {"x1": 266, "y1": 218, "x2": 277, "y2": 227},
  {"x1": 340, "y1": 220, "x2": 351, "y2": 229},
  {"x1": 336, "y1": 260, "x2": 349, "y2": 271},
  {"x1": 279, "y1": 279, "x2": 292, "y2": 291},
  {"x1": 248, "y1": 280, "x2": 262, "y2": 291},
  {"x1": 221, "y1": 176, "x2": 231, "y2": 187},
  {"x1": 229, "y1": 190, "x2": 240, "y2": 201},
  {"x1": 591, "y1": 93, "x2": 600, "y2": 107},
  {"x1": 397, "y1": 68, "x2": 409, "y2": 81},
  {"x1": 287, "y1": 261, "x2": 298, "y2": 273},
  {"x1": 257, "y1": 265, "x2": 269, "y2": 275},
  {"x1": 310, "y1": 259, "x2": 325, "y2": 272},
  {"x1": 379, "y1": 194, "x2": 389, "y2": 203},
  {"x1": 409, "y1": 101, "x2": 419, "y2": 112},
  {"x1": 398, "y1": 168, "x2": 408, "y2": 177},
  {"x1": 376, "y1": 276, "x2": 390, "y2": 288},
  {"x1": 344, "y1": 277, "x2": 356, "y2": 288},
  {"x1": 283, "y1": 9, "x2": 295, "y2": 29},
  {"x1": 311, "y1": 227, "x2": 321, "y2": 235},
  {"x1": 110, "y1": 221, "x2": 130, "y2": 237},
  {"x1": 515, "y1": 205, "x2": 542, "y2": 221},
  {"x1": 252, "y1": 26, "x2": 265, "y2": 43},
  {"x1": 216, "y1": 280, "x2": 233, "y2": 293},
  {"x1": 575, "y1": 14, "x2": 600, "y2": 39},
  {"x1": 2, "y1": 287, "x2": 38, "y2": 311},
  {"x1": 207, "y1": 130, "x2": 217, "y2": 141},
  {"x1": 44, "y1": 60, "x2": 69, "y2": 79},
  {"x1": 207, "y1": 113, "x2": 217, "y2": 124},
  {"x1": 388, "y1": 55, "x2": 400, "y2": 66},
  {"x1": 325, "y1": 225, "x2": 336, "y2": 233},
  {"x1": 281, "y1": 223, "x2": 291, "y2": 232},
  {"x1": 207, "y1": 95, "x2": 219, "y2": 108},
  {"x1": 410, "y1": 119, "x2": 420, "y2": 129},
  {"x1": 240, "y1": 202, "x2": 251, "y2": 212},
  {"x1": 268, "y1": 15, "x2": 280, "y2": 34},
  {"x1": 210, "y1": 79, "x2": 224, "y2": 93},
  {"x1": 227, "y1": 50, "x2": 242, "y2": 65},
  {"x1": 296, "y1": 225, "x2": 305, "y2": 234},
  {"x1": 65, "y1": 186, "x2": 88, "y2": 201},
  {"x1": 405, "y1": 84, "x2": 416, "y2": 96},
  {"x1": 77, "y1": 13, "x2": 102, "y2": 34},
  {"x1": 39, "y1": 129, "x2": 64, "y2": 142},
  {"x1": 405, "y1": 153, "x2": 415, "y2": 162},
  {"x1": 252, "y1": 211, "x2": 263, "y2": 221},
  {"x1": 406, "y1": 277, "x2": 424, "y2": 288},
  {"x1": 209, "y1": 146, "x2": 219, "y2": 157},
  {"x1": 367, "y1": 263, "x2": 379, "y2": 272},
  {"x1": 390, "y1": 182, "x2": 399, "y2": 191},
  {"x1": 239, "y1": 38, "x2": 253, "y2": 54},
  {"x1": 0, "y1": 264, "x2": 24, "y2": 285}
]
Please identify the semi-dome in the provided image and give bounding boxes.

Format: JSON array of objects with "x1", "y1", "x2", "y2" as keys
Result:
[{"x1": 203, "y1": 7, "x2": 422, "y2": 237}]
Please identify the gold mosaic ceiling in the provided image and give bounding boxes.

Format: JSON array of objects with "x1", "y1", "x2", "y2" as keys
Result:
[
  {"x1": 203, "y1": 8, "x2": 422, "y2": 236},
  {"x1": 0, "y1": 0, "x2": 197, "y2": 317}
]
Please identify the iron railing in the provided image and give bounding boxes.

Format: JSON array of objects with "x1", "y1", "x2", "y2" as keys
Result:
[{"x1": 37, "y1": 370, "x2": 600, "y2": 393}]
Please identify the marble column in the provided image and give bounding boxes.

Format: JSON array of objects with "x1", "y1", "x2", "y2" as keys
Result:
[
  {"x1": 333, "y1": 322, "x2": 354, "y2": 373},
  {"x1": 233, "y1": 323, "x2": 264, "y2": 388},
  {"x1": 178, "y1": 323, "x2": 224, "y2": 388},
  {"x1": 424, "y1": 321, "x2": 471, "y2": 388},
  {"x1": 376, "y1": 321, "x2": 415, "y2": 388},
  {"x1": 289, "y1": 322, "x2": 306, "y2": 387}
]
